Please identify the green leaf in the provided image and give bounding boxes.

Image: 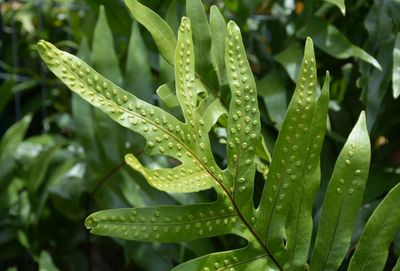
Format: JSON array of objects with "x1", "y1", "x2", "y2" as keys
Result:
[
  {"x1": 258, "y1": 38, "x2": 329, "y2": 269},
  {"x1": 365, "y1": 40, "x2": 394, "y2": 130},
  {"x1": 159, "y1": 0, "x2": 179, "y2": 83},
  {"x1": 38, "y1": 38, "x2": 213, "y2": 193},
  {"x1": 225, "y1": 20, "x2": 260, "y2": 218},
  {"x1": 40, "y1": 5, "x2": 386, "y2": 269},
  {"x1": 310, "y1": 112, "x2": 371, "y2": 271},
  {"x1": 39, "y1": 16, "x2": 282, "y2": 270},
  {"x1": 124, "y1": 0, "x2": 177, "y2": 66},
  {"x1": 393, "y1": 33, "x2": 400, "y2": 99},
  {"x1": 394, "y1": 257, "x2": 400, "y2": 271},
  {"x1": 298, "y1": 17, "x2": 382, "y2": 70},
  {"x1": 274, "y1": 42, "x2": 303, "y2": 82},
  {"x1": 38, "y1": 251, "x2": 59, "y2": 271},
  {"x1": 26, "y1": 147, "x2": 60, "y2": 195},
  {"x1": 210, "y1": 5, "x2": 227, "y2": 87},
  {"x1": 156, "y1": 82, "x2": 180, "y2": 108},
  {"x1": 323, "y1": 0, "x2": 346, "y2": 15},
  {"x1": 92, "y1": 6, "x2": 123, "y2": 85},
  {"x1": 257, "y1": 71, "x2": 288, "y2": 129},
  {"x1": 85, "y1": 201, "x2": 238, "y2": 243},
  {"x1": 91, "y1": 8, "x2": 128, "y2": 164},
  {"x1": 172, "y1": 246, "x2": 269, "y2": 271},
  {"x1": 284, "y1": 73, "x2": 330, "y2": 269},
  {"x1": 0, "y1": 114, "x2": 32, "y2": 158},
  {"x1": 0, "y1": 114, "x2": 33, "y2": 208},
  {"x1": 0, "y1": 80, "x2": 14, "y2": 113},
  {"x1": 124, "y1": 22, "x2": 152, "y2": 102},
  {"x1": 186, "y1": 0, "x2": 212, "y2": 76},
  {"x1": 199, "y1": 98, "x2": 227, "y2": 133},
  {"x1": 348, "y1": 183, "x2": 400, "y2": 271}
]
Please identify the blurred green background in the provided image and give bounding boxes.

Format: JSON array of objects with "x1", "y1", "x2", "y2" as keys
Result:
[{"x1": 0, "y1": 0, "x2": 399, "y2": 270}]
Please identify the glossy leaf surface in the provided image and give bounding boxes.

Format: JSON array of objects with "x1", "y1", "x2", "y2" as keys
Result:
[
  {"x1": 258, "y1": 38, "x2": 330, "y2": 270},
  {"x1": 310, "y1": 112, "x2": 371, "y2": 271},
  {"x1": 37, "y1": 3, "x2": 384, "y2": 270}
]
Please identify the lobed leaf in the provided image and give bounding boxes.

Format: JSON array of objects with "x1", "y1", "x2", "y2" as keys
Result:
[
  {"x1": 257, "y1": 38, "x2": 323, "y2": 269},
  {"x1": 348, "y1": 183, "x2": 400, "y2": 271},
  {"x1": 172, "y1": 246, "x2": 274, "y2": 271},
  {"x1": 85, "y1": 200, "x2": 239, "y2": 243},
  {"x1": 199, "y1": 98, "x2": 227, "y2": 133},
  {"x1": 310, "y1": 112, "x2": 371, "y2": 271},
  {"x1": 284, "y1": 72, "x2": 330, "y2": 270},
  {"x1": 37, "y1": 40, "x2": 216, "y2": 193},
  {"x1": 225, "y1": 21, "x2": 260, "y2": 218},
  {"x1": 125, "y1": 154, "x2": 212, "y2": 193},
  {"x1": 156, "y1": 82, "x2": 180, "y2": 108},
  {"x1": 39, "y1": 4, "x2": 385, "y2": 270}
]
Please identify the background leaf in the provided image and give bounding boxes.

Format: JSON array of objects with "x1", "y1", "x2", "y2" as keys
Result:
[
  {"x1": 348, "y1": 183, "x2": 400, "y2": 271},
  {"x1": 393, "y1": 33, "x2": 400, "y2": 99},
  {"x1": 297, "y1": 17, "x2": 381, "y2": 70}
]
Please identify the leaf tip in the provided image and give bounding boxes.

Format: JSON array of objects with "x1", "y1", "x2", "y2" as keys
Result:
[
  {"x1": 37, "y1": 39, "x2": 50, "y2": 53},
  {"x1": 181, "y1": 16, "x2": 191, "y2": 26},
  {"x1": 321, "y1": 71, "x2": 331, "y2": 96},
  {"x1": 354, "y1": 111, "x2": 370, "y2": 143},
  {"x1": 99, "y1": 4, "x2": 106, "y2": 15},
  {"x1": 125, "y1": 153, "x2": 143, "y2": 172},
  {"x1": 227, "y1": 20, "x2": 239, "y2": 33},
  {"x1": 84, "y1": 215, "x2": 96, "y2": 231},
  {"x1": 210, "y1": 4, "x2": 218, "y2": 13},
  {"x1": 304, "y1": 37, "x2": 316, "y2": 62},
  {"x1": 305, "y1": 37, "x2": 314, "y2": 48},
  {"x1": 325, "y1": 70, "x2": 331, "y2": 84},
  {"x1": 36, "y1": 40, "x2": 59, "y2": 65},
  {"x1": 358, "y1": 111, "x2": 367, "y2": 125}
]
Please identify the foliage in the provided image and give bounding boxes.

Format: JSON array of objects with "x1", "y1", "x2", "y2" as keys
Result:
[
  {"x1": 37, "y1": 1, "x2": 400, "y2": 270},
  {"x1": 1, "y1": 0, "x2": 400, "y2": 270}
]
